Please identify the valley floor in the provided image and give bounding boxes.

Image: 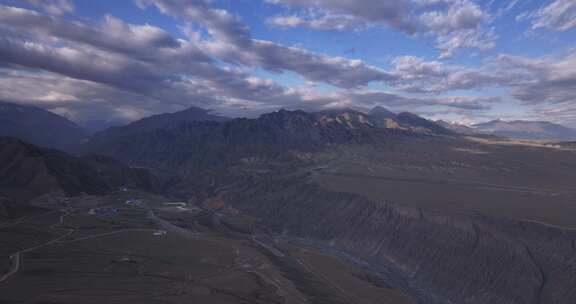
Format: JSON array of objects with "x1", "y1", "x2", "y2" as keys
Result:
[
  {"x1": 313, "y1": 137, "x2": 576, "y2": 228},
  {"x1": 0, "y1": 191, "x2": 413, "y2": 304}
]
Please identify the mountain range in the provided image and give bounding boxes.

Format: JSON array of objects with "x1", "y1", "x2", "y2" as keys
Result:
[
  {"x1": 83, "y1": 107, "x2": 455, "y2": 173},
  {"x1": 436, "y1": 120, "x2": 479, "y2": 135},
  {"x1": 472, "y1": 119, "x2": 576, "y2": 141},
  {"x1": 438, "y1": 118, "x2": 576, "y2": 141},
  {"x1": 2, "y1": 102, "x2": 576, "y2": 303},
  {"x1": 3, "y1": 100, "x2": 575, "y2": 155}
]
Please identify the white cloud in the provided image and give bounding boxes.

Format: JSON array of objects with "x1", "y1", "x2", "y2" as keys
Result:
[
  {"x1": 266, "y1": 0, "x2": 496, "y2": 58},
  {"x1": 25, "y1": 0, "x2": 74, "y2": 16},
  {"x1": 389, "y1": 55, "x2": 512, "y2": 92},
  {"x1": 268, "y1": 13, "x2": 368, "y2": 31},
  {"x1": 497, "y1": 52, "x2": 576, "y2": 105},
  {"x1": 531, "y1": 0, "x2": 576, "y2": 32},
  {"x1": 389, "y1": 51, "x2": 576, "y2": 119},
  {"x1": 138, "y1": 0, "x2": 394, "y2": 88},
  {"x1": 265, "y1": 0, "x2": 418, "y2": 32}
]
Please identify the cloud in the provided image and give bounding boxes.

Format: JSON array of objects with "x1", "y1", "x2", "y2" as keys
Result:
[
  {"x1": 250, "y1": 40, "x2": 394, "y2": 88},
  {"x1": 268, "y1": 13, "x2": 368, "y2": 31},
  {"x1": 531, "y1": 104, "x2": 576, "y2": 128},
  {"x1": 305, "y1": 89, "x2": 496, "y2": 111},
  {"x1": 530, "y1": 0, "x2": 576, "y2": 32},
  {"x1": 389, "y1": 55, "x2": 513, "y2": 93},
  {"x1": 266, "y1": 0, "x2": 495, "y2": 58},
  {"x1": 496, "y1": 52, "x2": 576, "y2": 105},
  {"x1": 434, "y1": 95, "x2": 496, "y2": 110},
  {"x1": 388, "y1": 51, "x2": 576, "y2": 116},
  {"x1": 138, "y1": 0, "x2": 393, "y2": 88},
  {"x1": 0, "y1": 5, "x2": 322, "y2": 122},
  {"x1": 419, "y1": 0, "x2": 487, "y2": 34},
  {"x1": 0, "y1": 5, "x2": 396, "y2": 124},
  {"x1": 136, "y1": 0, "x2": 253, "y2": 48},
  {"x1": 389, "y1": 50, "x2": 576, "y2": 125},
  {"x1": 0, "y1": 6, "x2": 182, "y2": 59},
  {"x1": 0, "y1": 2, "x2": 528, "y2": 126},
  {"x1": 25, "y1": 0, "x2": 74, "y2": 16},
  {"x1": 0, "y1": 69, "x2": 164, "y2": 123},
  {"x1": 428, "y1": 24, "x2": 496, "y2": 59},
  {"x1": 198, "y1": 36, "x2": 394, "y2": 88},
  {"x1": 265, "y1": 0, "x2": 418, "y2": 33}
]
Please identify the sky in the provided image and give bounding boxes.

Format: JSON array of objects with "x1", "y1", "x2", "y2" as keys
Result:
[{"x1": 0, "y1": 0, "x2": 575, "y2": 129}]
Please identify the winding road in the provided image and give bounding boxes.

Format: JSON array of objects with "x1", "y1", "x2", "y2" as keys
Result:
[{"x1": 0, "y1": 220, "x2": 74, "y2": 284}]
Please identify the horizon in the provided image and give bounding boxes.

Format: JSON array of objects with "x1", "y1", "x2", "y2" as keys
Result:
[
  {"x1": 4, "y1": 99, "x2": 574, "y2": 131},
  {"x1": 100, "y1": 105, "x2": 576, "y2": 129},
  {"x1": 0, "y1": 0, "x2": 575, "y2": 129}
]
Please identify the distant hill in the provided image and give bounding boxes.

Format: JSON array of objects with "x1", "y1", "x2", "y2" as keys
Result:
[
  {"x1": 396, "y1": 112, "x2": 453, "y2": 135},
  {"x1": 554, "y1": 141, "x2": 576, "y2": 149},
  {"x1": 90, "y1": 106, "x2": 229, "y2": 141},
  {"x1": 473, "y1": 120, "x2": 576, "y2": 141},
  {"x1": 81, "y1": 119, "x2": 124, "y2": 134},
  {"x1": 369, "y1": 106, "x2": 453, "y2": 135},
  {"x1": 436, "y1": 120, "x2": 479, "y2": 135},
  {"x1": 0, "y1": 102, "x2": 86, "y2": 152},
  {"x1": 0, "y1": 137, "x2": 160, "y2": 217},
  {"x1": 369, "y1": 106, "x2": 396, "y2": 119}
]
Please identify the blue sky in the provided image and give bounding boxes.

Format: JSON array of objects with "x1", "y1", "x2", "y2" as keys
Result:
[{"x1": 0, "y1": 0, "x2": 575, "y2": 128}]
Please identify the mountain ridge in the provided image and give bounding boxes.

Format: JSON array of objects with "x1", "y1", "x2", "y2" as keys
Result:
[
  {"x1": 0, "y1": 137, "x2": 161, "y2": 217},
  {"x1": 0, "y1": 101, "x2": 86, "y2": 152},
  {"x1": 91, "y1": 106, "x2": 230, "y2": 141},
  {"x1": 83, "y1": 107, "x2": 453, "y2": 174}
]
